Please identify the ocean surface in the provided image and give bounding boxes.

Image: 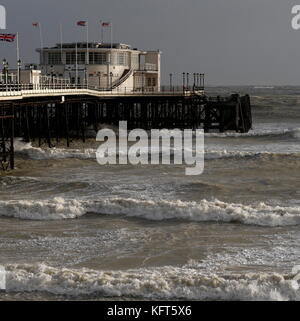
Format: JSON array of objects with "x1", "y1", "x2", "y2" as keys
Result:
[{"x1": 1, "y1": 86, "x2": 300, "y2": 301}]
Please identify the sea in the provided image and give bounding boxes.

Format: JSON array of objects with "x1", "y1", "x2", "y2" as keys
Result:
[{"x1": 1, "y1": 86, "x2": 300, "y2": 301}]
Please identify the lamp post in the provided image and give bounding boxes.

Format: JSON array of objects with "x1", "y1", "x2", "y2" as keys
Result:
[
  {"x1": 201, "y1": 73, "x2": 205, "y2": 89},
  {"x1": 110, "y1": 72, "x2": 113, "y2": 92},
  {"x1": 29, "y1": 64, "x2": 34, "y2": 88},
  {"x1": 182, "y1": 72, "x2": 186, "y2": 92},
  {"x1": 186, "y1": 73, "x2": 189, "y2": 91},
  {"x1": 169, "y1": 73, "x2": 173, "y2": 92},
  {"x1": 97, "y1": 72, "x2": 101, "y2": 90},
  {"x1": 2, "y1": 59, "x2": 9, "y2": 90},
  {"x1": 50, "y1": 65, "x2": 54, "y2": 88},
  {"x1": 17, "y1": 59, "x2": 21, "y2": 87}
]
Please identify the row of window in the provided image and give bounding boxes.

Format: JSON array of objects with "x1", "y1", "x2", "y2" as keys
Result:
[
  {"x1": 135, "y1": 76, "x2": 156, "y2": 87},
  {"x1": 65, "y1": 52, "x2": 86, "y2": 65},
  {"x1": 47, "y1": 52, "x2": 129, "y2": 65},
  {"x1": 48, "y1": 53, "x2": 62, "y2": 65}
]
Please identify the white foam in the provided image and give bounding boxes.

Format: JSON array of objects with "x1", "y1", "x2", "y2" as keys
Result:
[
  {"x1": 4, "y1": 263, "x2": 300, "y2": 300},
  {"x1": 14, "y1": 140, "x2": 95, "y2": 160},
  {"x1": 1, "y1": 197, "x2": 300, "y2": 226},
  {"x1": 205, "y1": 127, "x2": 300, "y2": 138},
  {"x1": 0, "y1": 197, "x2": 85, "y2": 220},
  {"x1": 205, "y1": 150, "x2": 300, "y2": 160},
  {"x1": 14, "y1": 139, "x2": 300, "y2": 163}
]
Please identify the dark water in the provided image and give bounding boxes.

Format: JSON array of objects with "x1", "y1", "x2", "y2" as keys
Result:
[{"x1": 1, "y1": 86, "x2": 300, "y2": 301}]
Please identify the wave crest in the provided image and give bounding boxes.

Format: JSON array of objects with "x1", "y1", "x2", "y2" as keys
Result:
[
  {"x1": 1, "y1": 197, "x2": 300, "y2": 226},
  {"x1": 5, "y1": 263, "x2": 300, "y2": 301},
  {"x1": 205, "y1": 127, "x2": 300, "y2": 138}
]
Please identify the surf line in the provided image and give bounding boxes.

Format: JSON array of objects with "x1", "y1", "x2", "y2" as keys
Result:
[{"x1": 96, "y1": 121, "x2": 204, "y2": 175}]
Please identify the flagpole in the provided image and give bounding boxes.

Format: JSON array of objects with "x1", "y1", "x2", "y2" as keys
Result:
[
  {"x1": 75, "y1": 42, "x2": 78, "y2": 88},
  {"x1": 16, "y1": 32, "x2": 20, "y2": 61},
  {"x1": 86, "y1": 20, "x2": 89, "y2": 64},
  {"x1": 39, "y1": 23, "x2": 44, "y2": 65},
  {"x1": 60, "y1": 23, "x2": 63, "y2": 64},
  {"x1": 100, "y1": 20, "x2": 103, "y2": 43},
  {"x1": 16, "y1": 32, "x2": 20, "y2": 85},
  {"x1": 110, "y1": 23, "x2": 113, "y2": 49},
  {"x1": 110, "y1": 23, "x2": 113, "y2": 90},
  {"x1": 86, "y1": 20, "x2": 89, "y2": 88}
]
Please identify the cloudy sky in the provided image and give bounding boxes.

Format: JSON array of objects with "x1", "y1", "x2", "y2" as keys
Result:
[{"x1": 0, "y1": 0, "x2": 299, "y2": 85}]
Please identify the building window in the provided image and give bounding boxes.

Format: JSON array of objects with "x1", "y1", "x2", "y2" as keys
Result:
[
  {"x1": 48, "y1": 52, "x2": 62, "y2": 65},
  {"x1": 66, "y1": 52, "x2": 86, "y2": 64},
  {"x1": 89, "y1": 52, "x2": 107, "y2": 65},
  {"x1": 77, "y1": 52, "x2": 86, "y2": 64},
  {"x1": 117, "y1": 52, "x2": 128, "y2": 66},
  {"x1": 131, "y1": 53, "x2": 139, "y2": 69}
]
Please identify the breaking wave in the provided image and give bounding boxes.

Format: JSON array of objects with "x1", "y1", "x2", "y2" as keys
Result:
[
  {"x1": 1, "y1": 197, "x2": 300, "y2": 226},
  {"x1": 14, "y1": 140, "x2": 95, "y2": 160},
  {"x1": 14, "y1": 140, "x2": 300, "y2": 162},
  {"x1": 205, "y1": 127, "x2": 300, "y2": 138},
  {"x1": 4, "y1": 263, "x2": 300, "y2": 301}
]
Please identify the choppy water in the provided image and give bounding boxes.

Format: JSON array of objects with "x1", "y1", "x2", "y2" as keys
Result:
[{"x1": 1, "y1": 87, "x2": 300, "y2": 301}]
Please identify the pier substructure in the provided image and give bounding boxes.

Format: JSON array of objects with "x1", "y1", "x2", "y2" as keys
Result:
[
  {"x1": 0, "y1": 93, "x2": 252, "y2": 170},
  {"x1": 0, "y1": 104, "x2": 14, "y2": 170}
]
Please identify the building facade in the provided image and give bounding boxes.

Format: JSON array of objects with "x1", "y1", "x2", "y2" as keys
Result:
[{"x1": 36, "y1": 43, "x2": 161, "y2": 92}]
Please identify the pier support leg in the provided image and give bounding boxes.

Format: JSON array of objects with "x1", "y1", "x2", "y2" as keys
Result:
[
  {"x1": 0, "y1": 104, "x2": 14, "y2": 171},
  {"x1": 45, "y1": 105, "x2": 51, "y2": 148},
  {"x1": 64, "y1": 103, "x2": 70, "y2": 147}
]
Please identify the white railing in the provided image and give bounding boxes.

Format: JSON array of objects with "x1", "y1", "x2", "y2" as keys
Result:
[
  {"x1": 144, "y1": 63, "x2": 157, "y2": 71},
  {"x1": 0, "y1": 83, "x2": 205, "y2": 98}
]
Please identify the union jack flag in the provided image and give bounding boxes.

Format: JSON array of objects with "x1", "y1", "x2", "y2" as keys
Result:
[
  {"x1": 102, "y1": 22, "x2": 110, "y2": 27},
  {"x1": 0, "y1": 34, "x2": 16, "y2": 42},
  {"x1": 77, "y1": 21, "x2": 86, "y2": 27},
  {"x1": 32, "y1": 23, "x2": 39, "y2": 27}
]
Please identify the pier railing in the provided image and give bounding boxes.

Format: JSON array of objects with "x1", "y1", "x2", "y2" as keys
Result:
[{"x1": 0, "y1": 83, "x2": 205, "y2": 98}]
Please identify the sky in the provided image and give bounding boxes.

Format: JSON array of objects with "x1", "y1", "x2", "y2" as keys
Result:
[{"x1": 0, "y1": 0, "x2": 300, "y2": 86}]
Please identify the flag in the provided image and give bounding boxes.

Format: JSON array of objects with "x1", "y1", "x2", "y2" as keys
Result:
[
  {"x1": 32, "y1": 23, "x2": 39, "y2": 27},
  {"x1": 77, "y1": 21, "x2": 86, "y2": 27},
  {"x1": 102, "y1": 22, "x2": 110, "y2": 27},
  {"x1": 0, "y1": 34, "x2": 16, "y2": 42}
]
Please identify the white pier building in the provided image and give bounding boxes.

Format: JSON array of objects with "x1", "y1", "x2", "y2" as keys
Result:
[{"x1": 36, "y1": 43, "x2": 161, "y2": 92}]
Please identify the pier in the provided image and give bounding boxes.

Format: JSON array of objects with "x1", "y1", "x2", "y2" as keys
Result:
[{"x1": 0, "y1": 84, "x2": 252, "y2": 171}]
